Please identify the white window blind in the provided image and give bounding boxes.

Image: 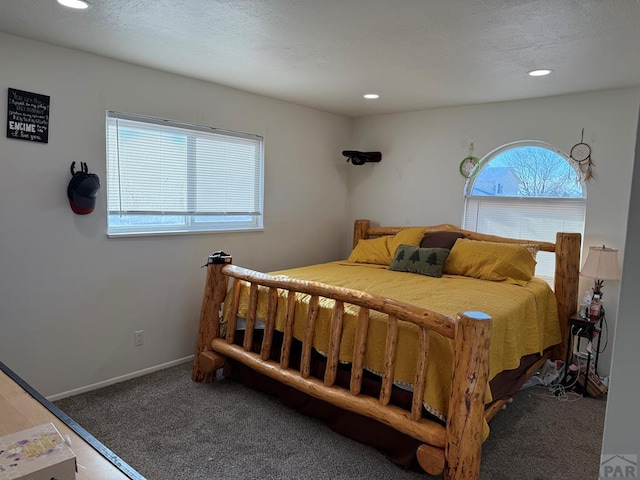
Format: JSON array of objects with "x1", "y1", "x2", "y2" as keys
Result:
[
  {"x1": 464, "y1": 196, "x2": 586, "y2": 282},
  {"x1": 462, "y1": 142, "x2": 586, "y2": 284},
  {"x1": 106, "y1": 111, "x2": 263, "y2": 236}
]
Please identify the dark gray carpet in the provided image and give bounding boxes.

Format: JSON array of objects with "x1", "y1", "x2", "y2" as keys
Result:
[{"x1": 55, "y1": 362, "x2": 606, "y2": 479}]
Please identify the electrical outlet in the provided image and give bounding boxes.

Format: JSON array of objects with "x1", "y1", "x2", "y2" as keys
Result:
[{"x1": 134, "y1": 330, "x2": 144, "y2": 347}]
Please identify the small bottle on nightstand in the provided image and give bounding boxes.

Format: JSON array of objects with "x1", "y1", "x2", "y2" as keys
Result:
[
  {"x1": 589, "y1": 293, "x2": 602, "y2": 321},
  {"x1": 580, "y1": 291, "x2": 592, "y2": 319}
]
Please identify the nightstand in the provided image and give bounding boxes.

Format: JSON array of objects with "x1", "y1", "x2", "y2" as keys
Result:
[{"x1": 563, "y1": 313, "x2": 602, "y2": 393}]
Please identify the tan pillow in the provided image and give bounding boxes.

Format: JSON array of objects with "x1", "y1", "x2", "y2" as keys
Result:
[
  {"x1": 491, "y1": 242, "x2": 540, "y2": 260},
  {"x1": 348, "y1": 227, "x2": 426, "y2": 265},
  {"x1": 521, "y1": 243, "x2": 540, "y2": 260},
  {"x1": 443, "y1": 238, "x2": 536, "y2": 286}
]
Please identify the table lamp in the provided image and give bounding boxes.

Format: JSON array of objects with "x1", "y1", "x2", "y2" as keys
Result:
[{"x1": 580, "y1": 245, "x2": 621, "y2": 300}]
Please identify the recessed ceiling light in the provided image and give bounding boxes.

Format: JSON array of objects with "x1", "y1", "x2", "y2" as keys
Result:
[
  {"x1": 363, "y1": 94, "x2": 379, "y2": 99},
  {"x1": 528, "y1": 69, "x2": 552, "y2": 77},
  {"x1": 57, "y1": 0, "x2": 90, "y2": 9}
]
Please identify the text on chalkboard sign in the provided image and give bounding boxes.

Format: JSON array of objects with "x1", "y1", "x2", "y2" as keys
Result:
[{"x1": 6, "y1": 88, "x2": 50, "y2": 143}]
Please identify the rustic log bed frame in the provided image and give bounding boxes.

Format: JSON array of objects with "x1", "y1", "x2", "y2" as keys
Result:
[{"x1": 192, "y1": 219, "x2": 581, "y2": 479}]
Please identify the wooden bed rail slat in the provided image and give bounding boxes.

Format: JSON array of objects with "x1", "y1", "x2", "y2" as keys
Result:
[
  {"x1": 350, "y1": 308, "x2": 370, "y2": 396},
  {"x1": 211, "y1": 338, "x2": 447, "y2": 448},
  {"x1": 221, "y1": 265, "x2": 455, "y2": 339},
  {"x1": 280, "y1": 291, "x2": 297, "y2": 370},
  {"x1": 243, "y1": 283, "x2": 259, "y2": 352},
  {"x1": 379, "y1": 316, "x2": 399, "y2": 406},
  {"x1": 300, "y1": 296, "x2": 320, "y2": 378},
  {"x1": 324, "y1": 301, "x2": 344, "y2": 387},
  {"x1": 411, "y1": 328, "x2": 430, "y2": 421},
  {"x1": 260, "y1": 287, "x2": 279, "y2": 361},
  {"x1": 225, "y1": 279, "x2": 242, "y2": 344}
]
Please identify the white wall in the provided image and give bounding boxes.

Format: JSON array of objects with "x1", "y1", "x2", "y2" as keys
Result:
[
  {"x1": 601, "y1": 106, "x2": 640, "y2": 458},
  {"x1": 348, "y1": 88, "x2": 640, "y2": 376},
  {"x1": 0, "y1": 33, "x2": 351, "y2": 396}
]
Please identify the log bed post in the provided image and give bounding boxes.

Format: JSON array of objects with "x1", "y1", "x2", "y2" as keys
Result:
[
  {"x1": 552, "y1": 232, "x2": 581, "y2": 361},
  {"x1": 353, "y1": 219, "x2": 371, "y2": 248},
  {"x1": 445, "y1": 311, "x2": 491, "y2": 480},
  {"x1": 192, "y1": 253, "x2": 231, "y2": 383}
]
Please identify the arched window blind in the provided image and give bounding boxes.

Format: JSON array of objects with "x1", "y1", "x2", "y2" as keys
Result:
[
  {"x1": 463, "y1": 142, "x2": 586, "y2": 283},
  {"x1": 106, "y1": 111, "x2": 263, "y2": 236}
]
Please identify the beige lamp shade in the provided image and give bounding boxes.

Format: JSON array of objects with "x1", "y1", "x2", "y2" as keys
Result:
[{"x1": 580, "y1": 246, "x2": 621, "y2": 280}]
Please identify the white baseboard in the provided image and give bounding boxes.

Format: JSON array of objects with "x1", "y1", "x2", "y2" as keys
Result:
[{"x1": 46, "y1": 355, "x2": 194, "y2": 402}]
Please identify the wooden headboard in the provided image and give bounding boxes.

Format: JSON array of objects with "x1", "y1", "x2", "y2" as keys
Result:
[{"x1": 352, "y1": 219, "x2": 581, "y2": 361}]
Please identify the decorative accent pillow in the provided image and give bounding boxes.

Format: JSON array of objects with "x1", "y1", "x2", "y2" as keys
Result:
[
  {"x1": 443, "y1": 238, "x2": 536, "y2": 286},
  {"x1": 389, "y1": 245, "x2": 451, "y2": 278},
  {"x1": 420, "y1": 231, "x2": 466, "y2": 250},
  {"x1": 348, "y1": 227, "x2": 426, "y2": 265}
]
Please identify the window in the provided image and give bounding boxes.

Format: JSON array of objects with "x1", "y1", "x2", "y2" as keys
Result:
[
  {"x1": 106, "y1": 111, "x2": 263, "y2": 236},
  {"x1": 463, "y1": 141, "x2": 585, "y2": 283}
]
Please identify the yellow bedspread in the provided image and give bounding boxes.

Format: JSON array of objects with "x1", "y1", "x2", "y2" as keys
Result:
[{"x1": 222, "y1": 261, "x2": 561, "y2": 429}]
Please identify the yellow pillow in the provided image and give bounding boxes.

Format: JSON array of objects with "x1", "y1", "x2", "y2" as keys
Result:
[
  {"x1": 348, "y1": 227, "x2": 426, "y2": 265},
  {"x1": 443, "y1": 238, "x2": 536, "y2": 286}
]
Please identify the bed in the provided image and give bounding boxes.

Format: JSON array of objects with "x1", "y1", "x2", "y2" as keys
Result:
[{"x1": 192, "y1": 219, "x2": 581, "y2": 479}]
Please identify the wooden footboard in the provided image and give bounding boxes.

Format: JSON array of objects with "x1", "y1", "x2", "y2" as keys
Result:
[{"x1": 193, "y1": 253, "x2": 491, "y2": 479}]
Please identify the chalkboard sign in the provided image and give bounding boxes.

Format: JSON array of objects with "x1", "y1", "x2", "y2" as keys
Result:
[{"x1": 6, "y1": 88, "x2": 50, "y2": 143}]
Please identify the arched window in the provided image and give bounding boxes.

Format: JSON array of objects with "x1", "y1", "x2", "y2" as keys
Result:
[{"x1": 463, "y1": 141, "x2": 586, "y2": 283}]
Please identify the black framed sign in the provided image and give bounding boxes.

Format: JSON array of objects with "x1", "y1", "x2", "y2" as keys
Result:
[{"x1": 6, "y1": 88, "x2": 50, "y2": 143}]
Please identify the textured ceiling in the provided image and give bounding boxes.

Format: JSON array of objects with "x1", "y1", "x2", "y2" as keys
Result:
[{"x1": 1, "y1": 0, "x2": 640, "y2": 117}]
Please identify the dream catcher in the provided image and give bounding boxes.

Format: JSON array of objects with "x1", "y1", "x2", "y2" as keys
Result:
[{"x1": 570, "y1": 129, "x2": 595, "y2": 182}]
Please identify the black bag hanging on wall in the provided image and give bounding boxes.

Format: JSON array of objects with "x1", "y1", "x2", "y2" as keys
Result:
[{"x1": 67, "y1": 161, "x2": 100, "y2": 215}]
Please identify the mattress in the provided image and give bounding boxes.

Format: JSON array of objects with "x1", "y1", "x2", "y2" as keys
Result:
[{"x1": 222, "y1": 261, "x2": 561, "y2": 424}]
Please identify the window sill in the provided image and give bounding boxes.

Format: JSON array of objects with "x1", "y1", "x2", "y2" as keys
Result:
[{"x1": 107, "y1": 227, "x2": 265, "y2": 238}]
